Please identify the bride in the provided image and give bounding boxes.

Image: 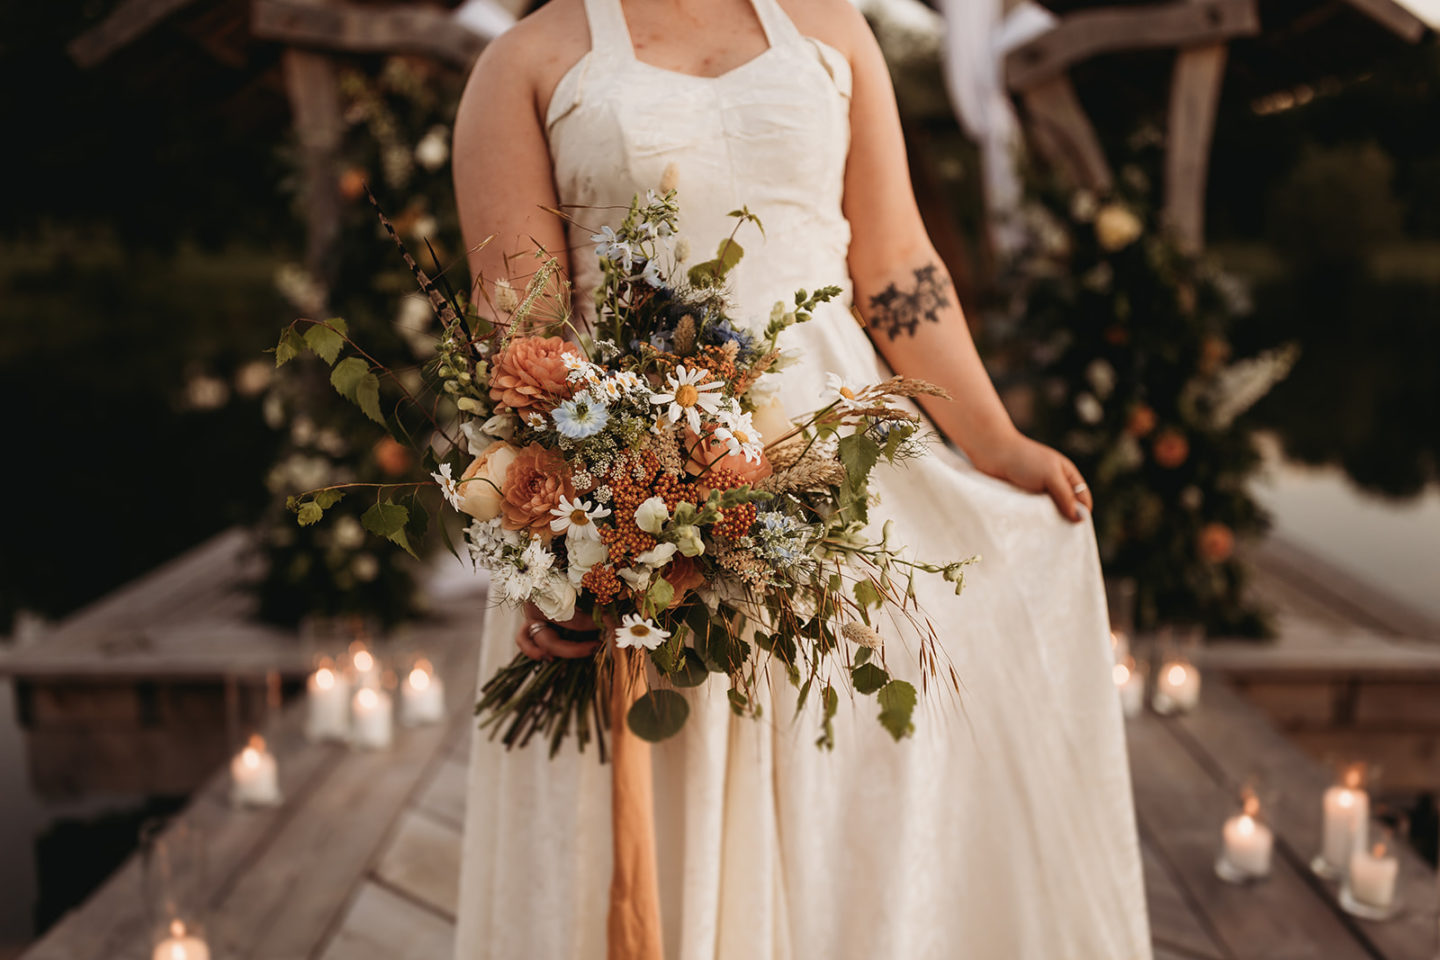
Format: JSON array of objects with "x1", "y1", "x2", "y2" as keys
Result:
[{"x1": 449, "y1": 0, "x2": 1151, "y2": 956}]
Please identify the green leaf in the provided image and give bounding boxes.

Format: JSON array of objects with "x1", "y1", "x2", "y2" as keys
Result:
[
  {"x1": 686, "y1": 239, "x2": 745, "y2": 287},
  {"x1": 876, "y1": 679, "x2": 917, "y2": 741},
  {"x1": 670, "y1": 648, "x2": 709, "y2": 688},
  {"x1": 853, "y1": 579, "x2": 884, "y2": 612},
  {"x1": 361, "y1": 501, "x2": 416, "y2": 558},
  {"x1": 304, "y1": 320, "x2": 345, "y2": 366},
  {"x1": 815, "y1": 683, "x2": 838, "y2": 751},
  {"x1": 315, "y1": 489, "x2": 344, "y2": 510},
  {"x1": 854, "y1": 646, "x2": 872, "y2": 667},
  {"x1": 274, "y1": 328, "x2": 305, "y2": 367},
  {"x1": 296, "y1": 502, "x2": 323, "y2": 527},
  {"x1": 403, "y1": 493, "x2": 430, "y2": 544},
  {"x1": 646, "y1": 577, "x2": 675, "y2": 616},
  {"x1": 836, "y1": 433, "x2": 882, "y2": 522},
  {"x1": 627, "y1": 689, "x2": 690, "y2": 742},
  {"x1": 356, "y1": 371, "x2": 383, "y2": 425},
  {"x1": 727, "y1": 687, "x2": 749, "y2": 715},
  {"x1": 330, "y1": 357, "x2": 385, "y2": 425},
  {"x1": 851, "y1": 662, "x2": 889, "y2": 696}
]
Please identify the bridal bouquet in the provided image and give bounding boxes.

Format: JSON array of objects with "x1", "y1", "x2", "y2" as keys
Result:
[{"x1": 276, "y1": 186, "x2": 973, "y2": 756}]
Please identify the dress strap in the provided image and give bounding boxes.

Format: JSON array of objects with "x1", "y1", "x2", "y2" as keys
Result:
[
  {"x1": 582, "y1": 0, "x2": 636, "y2": 60},
  {"x1": 747, "y1": 0, "x2": 804, "y2": 45}
]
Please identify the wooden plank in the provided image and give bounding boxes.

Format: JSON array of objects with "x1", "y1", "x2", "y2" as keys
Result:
[
  {"x1": 1128, "y1": 711, "x2": 1377, "y2": 960},
  {"x1": 68, "y1": 0, "x2": 202, "y2": 68},
  {"x1": 1005, "y1": 0, "x2": 1260, "y2": 91},
  {"x1": 1342, "y1": 0, "x2": 1430, "y2": 41},
  {"x1": 1019, "y1": 74, "x2": 1114, "y2": 192},
  {"x1": 316, "y1": 881, "x2": 454, "y2": 960},
  {"x1": 1142, "y1": 839, "x2": 1229, "y2": 959},
  {"x1": 1229, "y1": 680, "x2": 1337, "y2": 727},
  {"x1": 372, "y1": 809, "x2": 461, "y2": 919},
  {"x1": 1353, "y1": 682, "x2": 1440, "y2": 727},
  {"x1": 1171, "y1": 680, "x2": 1440, "y2": 958},
  {"x1": 1164, "y1": 42, "x2": 1228, "y2": 253},
  {"x1": 414, "y1": 758, "x2": 468, "y2": 830},
  {"x1": 252, "y1": 0, "x2": 486, "y2": 68}
]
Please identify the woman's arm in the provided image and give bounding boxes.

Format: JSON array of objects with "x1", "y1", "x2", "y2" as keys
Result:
[
  {"x1": 452, "y1": 27, "x2": 572, "y2": 319},
  {"x1": 830, "y1": 4, "x2": 1091, "y2": 522}
]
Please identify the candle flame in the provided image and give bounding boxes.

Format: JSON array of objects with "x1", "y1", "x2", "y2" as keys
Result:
[
  {"x1": 1112, "y1": 663, "x2": 1130, "y2": 686},
  {"x1": 248, "y1": 733, "x2": 265, "y2": 751},
  {"x1": 314, "y1": 667, "x2": 335, "y2": 690},
  {"x1": 1166, "y1": 663, "x2": 1188, "y2": 686},
  {"x1": 1373, "y1": 841, "x2": 1387, "y2": 858},
  {"x1": 1343, "y1": 765, "x2": 1363, "y2": 789},
  {"x1": 170, "y1": 919, "x2": 186, "y2": 937},
  {"x1": 356, "y1": 687, "x2": 378, "y2": 709},
  {"x1": 1110, "y1": 631, "x2": 1120, "y2": 649},
  {"x1": 409, "y1": 667, "x2": 431, "y2": 691},
  {"x1": 1243, "y1": 794, "x2": 1260, "y2": 817},
  {"x1": 353, "y1": 650, "x2": 374, "y2": 672}
]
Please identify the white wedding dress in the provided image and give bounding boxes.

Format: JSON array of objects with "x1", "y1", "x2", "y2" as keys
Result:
[{"x1": 454, "y1": 0, "x2": 1152, "y2": 956}]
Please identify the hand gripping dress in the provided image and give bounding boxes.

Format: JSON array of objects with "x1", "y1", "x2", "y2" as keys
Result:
[{"x1": 454, "y1": 0, "x2": 1153, "y2": 956}]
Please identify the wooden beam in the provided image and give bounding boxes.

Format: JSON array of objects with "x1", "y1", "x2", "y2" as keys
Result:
[
  {"x1": 252, "y1": 0, "x2": 487, "y2": 68},
  {"x1": 1005, "y1": 0, "x2": 1260, "y2": 92},
  {"x1": 68, "y1": 0, "x2": 203, "y2": 68},
  {"x1": 1164, "y1": 42, "x2": 1228, "y2": 253},
  {"x1": 1342, "y1": 0, "x2": 1429, "y2": 41},
  {"x1": 282, "y1": 42, "x2": 344, "y2": 301},
  {"x1": 1019, "y1": 74, "x2": 1114, "y2": 192}
]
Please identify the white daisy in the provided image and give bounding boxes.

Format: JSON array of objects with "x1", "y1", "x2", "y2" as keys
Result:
[
  {"x1": 523, "y1": 411, "x2": 549, "y2": 430},
  {"x1": 650, "y1": 365, "x2": 724, "y2": 432},
  {"x1": 549, "y1": 495, "x2": 611, "y2": 540},
  {"x1": 432, "y1": 462, "x2": 463, "y2": 511},
  {"x1": 712, "y1": 409, "x2": 764, "y2": 464},
  {"x1": 825, "y1": 373, "x2": 868, "y2": 412},
  {"x1": 615, "y1": 613, "x2": 670, "y2": 651}
]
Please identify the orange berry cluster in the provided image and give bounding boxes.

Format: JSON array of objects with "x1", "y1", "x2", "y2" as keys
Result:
[
  {"x1": 598, "y1": 452, "x2": 663, "y2": 567},
  {"x1": 581, "y1": 564, "x2": 623, "y2": 604},
  {"x1": 703, "y1": 468, "x2": 757, "y2": 540}
]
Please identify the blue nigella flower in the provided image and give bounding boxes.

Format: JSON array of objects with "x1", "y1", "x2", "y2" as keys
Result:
[{"x1": 551, "y1": 398, "x2": 610, "y2": 440}]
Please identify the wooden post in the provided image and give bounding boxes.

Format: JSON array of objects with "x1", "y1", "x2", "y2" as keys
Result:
[
  {"x1": 281, "y1": 35, "x2": 343, "y2": 304},
  {"x1": 1019, "y1": 74, "x2": 1114, "y2": 193},
  {"x1": 1164, "y1": 41, "x2": 1228, "y2": 253}
]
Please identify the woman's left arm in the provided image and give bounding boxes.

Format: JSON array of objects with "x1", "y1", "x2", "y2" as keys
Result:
[{"x1": 831, "y1": 4, "x2": 1091, "y2": 522}]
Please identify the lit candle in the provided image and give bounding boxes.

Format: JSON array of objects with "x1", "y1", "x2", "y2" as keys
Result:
[
  {"x1": 1110, "y1": 629, "x2": 1130, "y2": 664},
  {"x1": 1347, "y1": 840, "x2": 1398, "y2": 909},
  {"x1": 400, "y1": 659, "x2": 445, "y2": 726},
  {"x1": 1221, "y1": 795, "x2": 1274, "y2": 879},
  {"x1": 152, "y1": 919, "x2": 211, "y2": 960},
  {"x1": 351, "y1": 686, "x2": 393, "y2": 749},
  {"x1": 1321, "y1": 773, "x2": 1370, "y2": 870},
  {"x1": 229, "y1": 734, "x2": 281, "y2": 807},
  {"x1": 1152, "y1": 660, "x2": 1201, "y2": 714},
  {"x1": 305, "y1": 664, "x2": 351, "y2": 741},
  {"x1": 1113, "y1": 659, "x2": 1144, "y2": 718},
  {"x1": 351, "y1": 646, "x2": 379, "y2": 690}
]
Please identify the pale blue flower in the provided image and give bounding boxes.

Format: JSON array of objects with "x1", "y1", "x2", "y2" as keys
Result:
[{"x1": 551, "y1": 398, "x2": 610, "y2": 439}]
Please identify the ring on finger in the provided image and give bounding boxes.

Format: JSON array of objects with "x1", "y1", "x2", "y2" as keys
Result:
[
  {"x1": 526, "y1": 620, "x2": 549, "y2": 639},
  {"x1": 1073, "y1": 482, "x2": 1089, "y2": 496}
]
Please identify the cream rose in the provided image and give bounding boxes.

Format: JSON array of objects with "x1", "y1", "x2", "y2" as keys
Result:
[
  {"x1": 531, "y1": 574, "x2": 578, "y2": 623},
  {"x1": 750, "y1": 397, "x2": 797, "y2": 446},
  {"x1": 1095, "y1": 204, "x2": 1143, "y2": 252},
  {"x1": 457, "y1": 441, "x2": 520, "y2": 521}
]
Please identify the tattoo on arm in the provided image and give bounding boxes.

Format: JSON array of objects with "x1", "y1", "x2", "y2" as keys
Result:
[{"x1": 865, "y1": 264, "x2": 951, "y2": 340}]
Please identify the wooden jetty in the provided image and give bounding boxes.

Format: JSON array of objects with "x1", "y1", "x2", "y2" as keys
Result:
[{"x1": 6, "y1": 527, "x2": 1440, "y2": 958}]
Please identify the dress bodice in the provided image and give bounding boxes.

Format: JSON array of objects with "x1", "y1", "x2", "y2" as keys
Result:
[{"x1": 545, "y1": 0, "x2": 856, "y2": 332}]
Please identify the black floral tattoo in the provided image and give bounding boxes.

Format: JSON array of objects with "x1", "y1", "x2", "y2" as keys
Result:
[{"x1": 865, "y1": 264, "x2": 951, "y2": 340}]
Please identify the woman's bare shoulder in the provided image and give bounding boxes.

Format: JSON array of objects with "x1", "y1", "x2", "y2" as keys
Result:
[
  {"x1": 777, "y1": 0, "x2": 872, "y2": 59},
  {"x1": 458, "y1": 0, "x2": 591, "y2": 119}
]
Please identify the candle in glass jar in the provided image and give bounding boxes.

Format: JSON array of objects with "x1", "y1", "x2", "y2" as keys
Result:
[
  {"x1": 230, "y1": 734, "x2": 281, "y2": 807},
  {"x1": 1110, "y1": 630, "x2": 1130, "y2": 664},
  {"x1": 153, "y1": 919, "x2": 210, "y2": 960},
  {"x1": 350, "y1": 646, "x2": 379, "y2": 690},
  {"x1": 1321, "y1": 779, "x2": 1369, "y2": 869},
  {"x1": 1113, "y1": 660, "x2": 1144, "y2": 718},
  {"x1": 305, "y1": 664, "x2": 350, "y2": 741},
  {"x1": 1152, "y1": 660, "x2": 1201, "y2": 714},
  {"x1": 1222, "y1": 798, "x2": 1274, "y2": 878},
  {"x1": 352, "y1": 686, "x2": 393, "y2": 749},
  {"x1": 400, "y1": 660, "x2": 445, "y2": 726},
  {"x1": 1348, "y1": 840, "x2": 1398, "y2": 908}
]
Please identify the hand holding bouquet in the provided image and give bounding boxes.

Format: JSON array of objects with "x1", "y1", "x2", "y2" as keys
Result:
[{"x1": 276, "y1": 185, "x2": 975, "y2": 757}]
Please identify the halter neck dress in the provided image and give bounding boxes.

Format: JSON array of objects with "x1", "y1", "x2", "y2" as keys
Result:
[{"x1": 454, "y1": 0, "x2": 1152, "y2": 956}]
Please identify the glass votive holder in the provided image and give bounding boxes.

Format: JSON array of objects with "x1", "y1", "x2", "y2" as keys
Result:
[
  {"x1": 1216, "y1": 784, "x2": 1277, "y2": 884},
  {"x1": 399, "y1": 654, "x2": 446, "y2": 727},
  {"x1": 1151, "y1": 624, "x2": 1203, "y2": 715},
  {"x1": 1340, "y1": 820, "x2": 1405, "y2": 921},
  {"x1": 1312, "y1": 760, "x2": 1375, "y2": 880},
  {"x1": 142, "y1": 819, "x2": 213, "y2": 960},
  {"x1": 1113, "y1": 655, "x2": 1146, "y2": 719},
  {"x1": 305, "y1": 653, "x2": 352, "y2": 742}
]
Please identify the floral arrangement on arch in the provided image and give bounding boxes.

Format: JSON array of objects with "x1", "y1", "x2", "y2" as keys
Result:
[
  {"x1": 987, "y1": 166, "x2": 1295, "y2": 636},
  {"x1": 274, "y1": 184, "x2": 976, "y2": 753}
]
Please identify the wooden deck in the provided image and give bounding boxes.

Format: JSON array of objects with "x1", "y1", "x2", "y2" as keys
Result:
[{"x1": 11, "y1": 529, "x2": 1440, "y2": 959}]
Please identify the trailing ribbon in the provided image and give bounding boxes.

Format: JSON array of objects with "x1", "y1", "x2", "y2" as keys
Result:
[{"x1": 606, "y1": 645, "x2": 663, "y2": 960}]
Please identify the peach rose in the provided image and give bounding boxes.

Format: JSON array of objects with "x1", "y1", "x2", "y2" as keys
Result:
[
  {"x1": 458, "y1": 441, "x2": 520, "y2": 521},
  {"x1": 501, "y1": 443, "x2": 575, "y2": 535},
  {"x1": 683, "y1": 427, "x2": 772, "y2": 486},
  {"x1": 488, "y1": 336, "x2": 580, "y2": 415},
  {"x1": 1152, "y1": 429, "x2": 1190, "y2": 469},
  {"x1": 373, "y1": 437, "x2": 415, "y2": 477},
  {"x1": 1198, "y1": 523, "x2": 1235, "y2": 564}
]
